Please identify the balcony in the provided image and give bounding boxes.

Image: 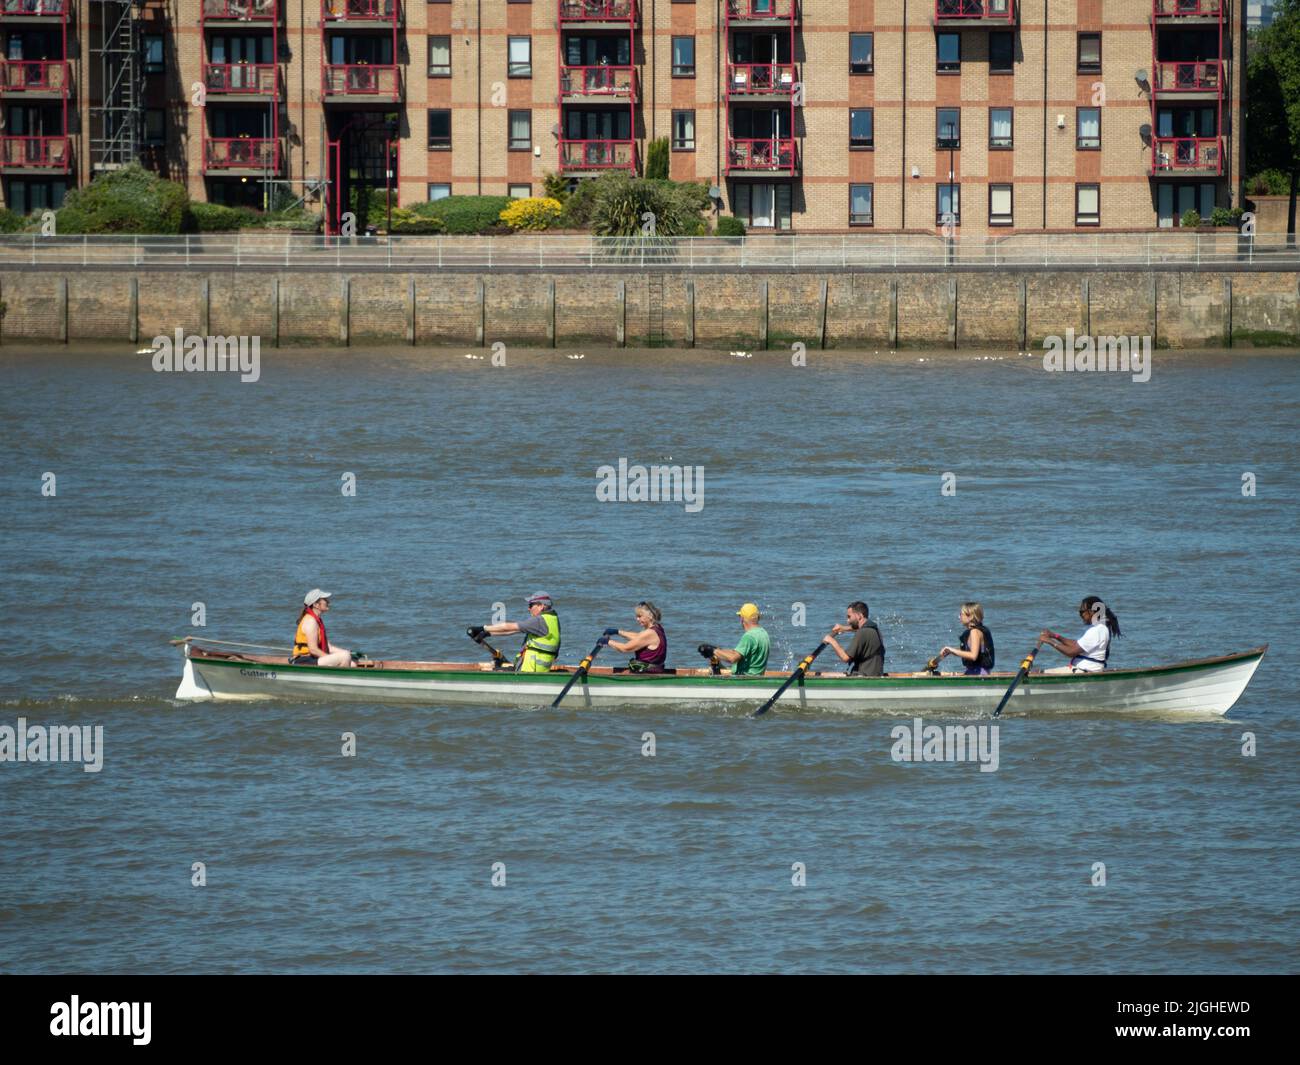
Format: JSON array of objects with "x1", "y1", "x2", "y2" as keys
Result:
[
  {"x1": 1151, "y1": 136, "x2": 1222, "y2": 175},
  {"x1": 726, "y1": 0, "x2": 798, "y2": 24},
  {"x1": 559, "y1": 138, "x2": 637, "y2": 172},
  {"x1": 201, "y1": 0, "x2": 278, "y2": 22},
  {"x1": 1151, "y1": 60, "x2": 1223, "y2": 98},
  {"x1": 203, "y1": 62, "x2": 279, "y2": 98},
  {"x1": 203, "y1": 136, "x2": 280, "y2": 174},
  {"x1": 0, "y1": 134, "x2": 69, "y2": 170},
  {"x1": 558, "y1": 0, "x2": 637, "y2": 26},
  {"x1": 0, "y1": 0, "x2": 66, "y2": 20},
  {"x1": 322, "y1": 63, "x2": 402, "y2": 101},
  {"x1": 933, "y1": 0, "x2": 1016, "y2": 24},
  {"x1": 1151, "y1": 0, "x2": 1221, "y2": 18},
  {"x1": 321, "y1": 0, "x2": 401, "y2": 23},
  {"x1": 560, "y1": 65, "x2": 637, "y2": 101},
  {"x1": 0, "y1": 59, "x2": 70, "y2": 96},
  {"x1": 726, "y1": 62, "x2": 797, "y2": 98},
  {"x1": 726, "y1": 137, "x2": 798, "y2": 174}
]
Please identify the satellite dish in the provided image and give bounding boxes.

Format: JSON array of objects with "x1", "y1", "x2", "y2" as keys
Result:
[
  {"x1": 1135, "y1": 68, "x2": 1148, "y2": 84},
  {"x1": 708, "y1": 185, "x2": 722, "y2": 199},
  {"x1": 551, "y1": 123, "x2": 561, "y2": 137},
  {"x1": 1139, "y1": 123, "x2": 1152, "y2": 141}
]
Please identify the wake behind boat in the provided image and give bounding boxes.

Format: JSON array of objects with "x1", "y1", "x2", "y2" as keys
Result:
[{"x1": 172, "y1": 639, "x2": 1267, "y2": 716}]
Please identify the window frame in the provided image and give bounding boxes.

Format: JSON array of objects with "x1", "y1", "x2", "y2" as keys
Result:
[
  {"x1": 508, "y1": 109, "x2": 532, "y2": 151},
  {"x1": 144, "y1": 108, "x2": 166, "y2": 147},
  {"x1": 507, "y1": 36, "x2": 532, "y2": 78},
  {"x1": 508, "y1": 184, "x2": 532, "y2": 199},
  {"x1": 672, "y1": 36, "x2": 696, "y2": 78},
  {"x1": 1076, "y1": 107, "x2": 1101, "y2": 151},
  {"x1": 849, "y1": 32, "x2": 874, "y2": 75},
  {"x1": 1075, "y1": 183, "x2": 1101, "y2": 226},
  {"x1": 849, "y1": 183, "x2": 874, "y2": 227},
  {"x1": 144, "y1": 34, "x2": 165, "y2": 76},
  {"x1": 989, "y1": 107, "x2": 1013, "y2": 150},
  {"x1": 936, "y1": 183, "x2": 961, "y2": 225},
  {"x1": 671, "y1": 109, "x2": 696, "y2": 151},
  {"x1": 989, "y1": 31, "x2": 1014, "y2": 74},
  {"x1": 427, "y1": 183, "x2": 451, "y2": 200},
  {"x1": 733, "y1": 181, "x2": 792, "y2": 231},
  {"x1": 937, "y1": 108, "x2": 961, "y2": 150},
  {"x1": 428, "y1": 35, "x2": 451, "y2": 78},
  {"x1": 427, "y1": 109, "x2": 452, "y2": 150},
  {"x1": 937, "y1": 32, "x2": 960, "y2": 74},
  {"x1": 1077, "y1": 32, "x2": 1102, "y2": 74},
  {"x1": 849, "y1": 107, "x2": 874, "y2": 150},
  {"x1": 989, "y1": 183, "x2": 1013, "y2": 227}
]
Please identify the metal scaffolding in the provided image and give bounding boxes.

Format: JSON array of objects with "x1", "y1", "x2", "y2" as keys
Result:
[{"x1": 89, "y1": 0, "x2": 143, "y2": 170}]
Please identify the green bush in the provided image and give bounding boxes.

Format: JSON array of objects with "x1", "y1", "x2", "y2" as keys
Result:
[
  {"x1": 1247, "y1": 169, "x2": 1290, "y2": 196},
  {"x1": 388, "y1": 208, "x2": 447, "y2": 234},
  {"x1": 559, "y1": 177, "x2": 599, "y2": 227},
  {"x1": 1179, "y1": 209, "x2": 1202, "y2": 228},
  {"x1": 591, "y1": 175, "x2": 711, "y2": 237},
  {"x1": 409, "y1": 195, "x2": 513, "y2": 234},
  {"x1": 189, "y1": 202, "x2": 261, "y2": 232},
  {"x1": 0, "y1": 207, "x2": 24, "y2": 233},
  {"x1": 56, "y1": 163, "x2": 189, "y2": 234},
  {"x1": 644, "y1": 137, "x2": 670, "y2": 180},
  {"x1": 542, "y1": 171, "x2": 570, "y2": 205},
  {"x1": 716, "y1": 216, "x2": 746, "y2": 237},
  {"x1": 261, "y1": 208, "x2": 321, "y2": 233},
  {"x1": 1209, "y1": 206, "x2": 1235, "y2": 227}
]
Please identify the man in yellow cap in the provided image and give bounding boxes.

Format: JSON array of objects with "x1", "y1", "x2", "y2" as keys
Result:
[{"x1": 698, "y1": 603, "x2": 770, "y2": 675}]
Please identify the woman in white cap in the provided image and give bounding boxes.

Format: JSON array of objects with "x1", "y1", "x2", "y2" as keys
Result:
[
  {"x1": 472, "y1": 592, "x2": 562, "y2": 673},
  {"x1": 291, "y1": 589, "x2": 355, "y2": 667}
]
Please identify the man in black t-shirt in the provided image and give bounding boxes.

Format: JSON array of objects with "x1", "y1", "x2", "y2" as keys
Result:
[{"x1": 823, "y1": 600, "x2": 885, "y2": 676}]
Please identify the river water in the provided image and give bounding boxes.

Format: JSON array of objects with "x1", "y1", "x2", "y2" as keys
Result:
[{"x1": 1, "y1": 344, "x2": 1297, "y2": 973}]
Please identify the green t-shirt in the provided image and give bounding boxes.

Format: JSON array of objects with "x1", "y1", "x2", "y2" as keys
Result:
[{"x1": 733, "y1": 626, "x2": 770, "y2": 675}]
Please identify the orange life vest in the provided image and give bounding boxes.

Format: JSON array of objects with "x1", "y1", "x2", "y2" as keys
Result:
[{"x1": 293, "y1": 609, "x2": 330, "y2": 657}]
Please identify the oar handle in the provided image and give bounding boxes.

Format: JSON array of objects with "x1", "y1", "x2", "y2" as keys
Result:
[{"x1": 753, "y1": 641, "x2": 830, "y2": 718}]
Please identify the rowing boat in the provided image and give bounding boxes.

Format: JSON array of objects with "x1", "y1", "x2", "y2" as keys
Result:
[{"x1": 173, "y1": 640, "x2": 1267, "y2": 715}]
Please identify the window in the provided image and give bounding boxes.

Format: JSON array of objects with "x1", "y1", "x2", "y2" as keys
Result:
[
  {"x1": 850, "y1": 33, "x2": 873, "y2": 75},
  {"x1": 672, "y1": 110, "x2": 695, "y2": 151},
  {"x1": 428, "y1": 183, "x2": 451, "y2": 200},
  {"x1": 508, "y1": 110, "x2": 531, "y2": 150},
  {"x1": 144, "y1": 34, "x2": 164, "y2": 75},
  {"x1": 672, "y1": 36, "x2": 695, "y2": 77},
  {"x1": 428, "y1": 110, "x2": 451, "y2": 150},
  {"x1": 989, "y1": 31, "x2": 1013, "y2": 73},
  {"x1": 849, "y1": 108, "x2": 874, "y2": 149},
  {"x1": 508, "y1": 37, "x2": 531, "y2": 77},
  {"x1": 989, "y1": 184, "x2": 1013, "y2": 226},
  {"x1": 1077, "y1": 33, "x2": 1101, "y2": 74},
  {"x1": 1077, "y1": 107, "x2": 1100, "y2": 150},
  {"x1": 1076, "y1": 183, "x2": 1100, "y2": 225},
  {"x1": 733, "y1": 182, "x2": 792, "y2": 230},
  {"x1": 429, "y1": 36, "x2": 451, "y2": 77},
  {"x1": 509, "y1": 184, "x2": 531, "y2": 199},
  {"x1": 989, "y1": 107, "x2": 1012, "y2": 149},
  {"x1": 144, "y1": 108, "x2": 165, "y2": 147},
  {"x1": 1157, "y1": 182, "x2": 1216, "y2": 227},
  {"x1": 849, "y1": 183, "x2": 873, "y2": 226},
  {"x1": 937, "y1": 183, "x2": 960, "y2": 224},
  {"x1": 937, "y1": 33, "x2": 960, "y2": 73},
  {"x1": 937, "y1": 109, "x2": 960, "y2": 149}
]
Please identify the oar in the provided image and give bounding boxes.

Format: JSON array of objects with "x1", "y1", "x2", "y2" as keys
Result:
[
  {"x1": 924, "y1": 655, "x2": 941, "y2": 675},
  {"x1": 752, "y1": 641, "x2": 831, "y2": 718},
  {"x1": 992, "y1": 642, "x2": 1042, "y2": 719},
  {"x1": 466, "y1": 627, "x2": 511, "y2": 670},
  {"x1": 550, "y1": 634, "x2": 611, "y2": 708}
]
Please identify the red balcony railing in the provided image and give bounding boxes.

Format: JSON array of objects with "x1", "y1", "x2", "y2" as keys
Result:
[
  {"x1": 558, "y1": 0, "x2": 637, "y2": 23},
  {"x1": 322, "y1": 63, "x2": 401, "y2": 98},
  {"x1": 203, "y1": 62, "x2": 279, "y2": 95},
  {"x1": 726, "y1": 63, "x2": 797, "y2": 95},
  {"x1": 0, "y1": 59, "x2": 70, "y2": 92},
  {"x1": 934, "y1": 0, "x2": 1015, "y2": 19},
  {"x1": 0, "y1": 0, "x2": 66, "y2": 15},
  {"x1": 726, "y1": 137, "x2": 797, "y2": 173},
  {"x1": 321, "y1": 0, "x2": 399, "y2": 20},
  {"x1": 559, "y1": 65, "x2": 637, "y2": 99},
  {"x1": 203, "y1": 136, "x2": 280, "y2": 171},
  {"x1": 0, "y1": 134, "x2": 69, "y2": 169},
  {"x1": 559, "y1": 138, "x2": 637, "y2": 171},
  {"x1": 1152, "y1": 60, "x2": 1223, "y2": 94},
  {"x1": 201, "y1": 0, "x2": 277, "y2": 19},
  {"x1": 1152, "y1": 0, "x2": 1220, "y2": 15},
  {"x1": 726, "y1": 0, "x2": 798, "y2": 20},
  {"x1": 1151, "y1": 136, "x2": 1222, "y2": 174}
]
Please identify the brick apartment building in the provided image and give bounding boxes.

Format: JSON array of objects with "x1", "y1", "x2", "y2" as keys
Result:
[{"x1": 0, "y1": 0, "x2": 1245, "y2": 234}]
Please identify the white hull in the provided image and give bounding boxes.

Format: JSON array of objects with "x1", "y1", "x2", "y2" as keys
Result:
[{"x1": 175, "y1": 644, "x2": 1267, "y2": 716}]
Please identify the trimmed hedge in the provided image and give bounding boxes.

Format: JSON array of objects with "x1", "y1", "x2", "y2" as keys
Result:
[
  {"x1": 716, "y1": 216, "x2": 746, "y2": 237},
  {"x1": 0, "y1": 207, "x2": 24, "y2": 233},
  {"x1": 388, "y1": 208, "x2": 447, "y2": 234},
  {"x1": 409, "y1": 195, "x2": 513, "y2": 234},
  {"x1": 56, "y1": 163, "x2": 189, "y2": 234},
  {"x1": 500, "y1": 197, "x2": 563, "y2": 231},
  {"x1": 189, "y1": 202, "x2": 261, "y2": 232}
]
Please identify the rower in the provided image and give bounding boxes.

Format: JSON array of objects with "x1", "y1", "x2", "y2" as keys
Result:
[
  {"x1": 699, "y1": 603, "x2": 770, "y2": 676},
  {"x1": 473, "y1": 592, "x2": 562, "y2": 673},
  {"x1": 291, "y1": 589, "x2": 355, "y2": 667},
  {"x1": 823, "y1": 600, "x2": 886, "y2": 676},
  {"x1": 936, "y1": 601, "x2": 994, "y2": 675},
  {"x1": 607, "y1": 601, "x2": 667, "y2": 673},
  {"x1": 1039, "y1": 596, "x2": 1121, "y2": 673}
]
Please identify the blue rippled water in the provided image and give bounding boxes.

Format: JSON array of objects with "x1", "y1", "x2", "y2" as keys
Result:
[{"x1": 0, "y1": 345, "x2": 1297, "y2": 973}]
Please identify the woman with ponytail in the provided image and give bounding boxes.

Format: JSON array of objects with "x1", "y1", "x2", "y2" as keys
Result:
[{"x1": 1039, "y1": 596, "x2": 1120, "y2": 673}]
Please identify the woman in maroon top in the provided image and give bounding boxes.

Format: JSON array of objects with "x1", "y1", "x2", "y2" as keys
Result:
[{"x1": 607, "y1": 601, "x2": 668, "y2": 672}]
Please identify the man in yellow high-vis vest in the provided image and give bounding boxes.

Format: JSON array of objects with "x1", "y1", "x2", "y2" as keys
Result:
[{"x1": 474, "y1": 592, "x2": 562, "y2": 673}]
